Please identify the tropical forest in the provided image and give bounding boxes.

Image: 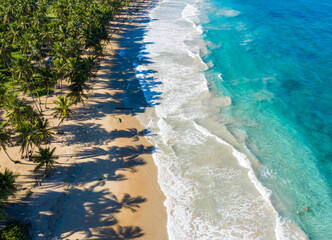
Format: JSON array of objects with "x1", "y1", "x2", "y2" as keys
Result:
[{"x1": 0, "y1": 0, "x2": 129, "y2": 238}]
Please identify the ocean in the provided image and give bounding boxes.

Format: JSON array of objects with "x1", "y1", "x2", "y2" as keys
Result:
[{"x1": 126, "y1": 0, "x2": 332, "y2": 239}]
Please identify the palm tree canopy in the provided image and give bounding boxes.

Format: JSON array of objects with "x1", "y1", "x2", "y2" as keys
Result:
[
  {"x1": 0, "y1": 168, "x2": 17, "y2": 200},
  {"x1": 32, "y1": 146, "x2": 58, "y2": 176},
  {"x1": 16, "y1": 121, "x2": 34, "y2": 155},
  {"x1": 4, "y1": 96, "x2": 39, "y2": 127},
  {"x1": 0, "y1": 39, "x2": 13, "y2": 65},
  {"x1": 0, "y1": 75, "x2": 8, "y2": 106},
  {"x1": 0, "y1": 122, "x2": 12, "y2": 151},
  {"x1": 14, "y1": 58, "x2": 34, "y2": 83},
  {"x1": 52, "y1": 96, "x2": 75, "y2": 124},
  {"x1": 33, "y1": 119, "x2": 54, "y2": 146}
]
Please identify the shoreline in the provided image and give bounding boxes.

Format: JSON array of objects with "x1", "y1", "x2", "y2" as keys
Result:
[
  {"x1": 1, "y1": 0, "x2": 168, "y2": 239},
  {"x1": 120, "y1": 0, "x2": 310, "y2": 239}
]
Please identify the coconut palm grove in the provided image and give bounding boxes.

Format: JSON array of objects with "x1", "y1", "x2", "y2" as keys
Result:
[{"x1": 0, "y1": 0, "x2": 129, "y2": 237}]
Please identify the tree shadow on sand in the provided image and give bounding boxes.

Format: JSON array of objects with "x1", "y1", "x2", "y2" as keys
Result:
[
  {"x1": 59, "y1": 122, "x2": 151, "y2": 145},
  {"x1": 106, "y1": 225, "x2": 144, "y2": 240},
  {"x1": 55, "y1": 188, "x2": 147, "y2": 239},
  {"x1": 4, "y1": 0, "x2": 162, "y2": 239},
  {"x1": 109, "y1": 193, "x2": 147, "y2": 213}
]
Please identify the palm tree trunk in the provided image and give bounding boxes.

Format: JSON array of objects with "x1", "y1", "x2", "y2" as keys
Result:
[
  {"x1": 60, "y1": 78, "x2": 63, "y2": 95},
  {"x1": 34, "y1": 85, "x2": 42, "y2": 105},
  {"x1": 54, "y1": 80, "x2": 58, "y2": 96},
  {"x1": 3, "y1": 149, "x2": 17, "y2": 163},
  {"x1": 31, "y1": 77, "x2": 42, "y2": 105},
  {"x1": 24, "y1": 77, "x2": 42, "y2": 113},
  {"x1": 29, "y1": 87, "x2": 42, "y2": 113},
  {"x1": 31, "y1": 145, "x2": 36, "y2": 156},
  {"x1": 45, "y1": 82, "x2": 49, "y2": 109},
  {"x1": 26, "y1": 143, "x2": 30, "y2": 160},
  {"x1": 57, "y1": 120, "x2": 62, "y2": 127}
]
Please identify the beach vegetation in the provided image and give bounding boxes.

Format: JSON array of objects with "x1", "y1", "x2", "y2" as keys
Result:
[
  {"x1": 0, "y1": 0, "x2": 130, "y2": 223},
  {"x1": 0, "y1": 123, "x2": 15, "y2": 163},
  {"x1": 32, "y1": 146, "x2": 58, "y2": 176},
  {"x1": 0, "y1": 220, "x2": 29, "y2": 240},
  {"x1": 52, "y1": 96, "x2": 75, "y2": 126},
  {"x1": 0, "y1": 169, "x2": 17, "y2": 220},
  {"x1": 0, "y1": 169, "x2": 17, "y2": 201}
]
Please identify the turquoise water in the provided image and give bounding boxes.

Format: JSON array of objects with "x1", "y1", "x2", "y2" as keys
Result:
[
  {"x1": 129, "y1": 0, "x2": 332, "y2": 238},
  {"x1": 200, "y1": 0, "x2": 332, "y2": 238}
]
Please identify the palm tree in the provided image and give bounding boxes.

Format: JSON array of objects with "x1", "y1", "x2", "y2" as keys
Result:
[
  {"x1": 0, "y1": 168, "x2": 17, "y2": 220},
  {"x1": 4, "y1": 96, "x2": 38, "y2": 127},
  {"x1": 37, "y1": 66, "x2": 55, "y2": 108},
  {"x1": 19, "y1": 32, "x2": 32, "y2": 55},
  {"x1": 0, "y1": 122, "x2": 17, "y2": 163},
  {"x1": 64, "y1": 57, "x2": 81, "y2": 80},
  {"x1": 52, "y1": 96, "x2": 75, "y2": 126},
  {"x1": 41, "y1": 24, "x2": 55, "y2": 51},
  {"x1": 53, "y1": 57, "x2": 66, "y2": 95},
  {"x1": 4, "y1": 96, "x2": 27, "y2": 127},
  {"x1": 32, "y1": 147, "x2": 58, "y2": 176},
  {"x1": 33, "y1": 119, "x2": 53, "y2": 147},
  {"x1": 0, "y1": 75, "x2": 8, "y2": 108},
  {"x1": 8, "y1": 23, "x2": 23, "y2": 45},
  {"x1": 14, "y1": 58, "x2": 42, "y2": 112},
  {"x1": 67, "y1": 76, "x2": 90, "y2": 104},
  {"x1": 30, "y1": 14, "x2": 45, "y2": 29},
  {"x1": 16, "y1": 116, "x2": 53, "y2": 159},
  {"x1": 0, "y1": 5, "x2": 14, "y2": 24},
  {"x1": 63, "y1": 37, "x2": 79, "y2": 58},
  {"x1": 51, "y1": 2, "x2": 67, "y2": 21},
  {"x1": 16, "y1": 121, "x2": 34, "y2": 159},
  {"x1": 0, "y1": 39, "x2": 15, "y2": 91},
  {"x1": 30, "y1": 39, "x2": 44, "y2": 62},
  {"x1": 56, "y1": 23, "x2": 68, "y2": 38},
  {"x1": 66, "y1": 58, "x2": 91, "y2": 104},
  {"x1": 14, "y1": 57, "x2": 34, "y2": 82},
  {"x1": 0, "y1": 168, "x2": 17, "y2": 200},
  {"x1": 51, "y1": 41, "x2": 66, "y2": 60}
]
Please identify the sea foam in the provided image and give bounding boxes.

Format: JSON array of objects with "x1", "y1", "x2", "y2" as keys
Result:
[{"x1": 131, "y1": 0, "x2": 307, "y2": 239}]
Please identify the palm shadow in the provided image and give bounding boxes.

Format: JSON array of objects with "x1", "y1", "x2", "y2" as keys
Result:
[
  {"x1": 4, "y1": 0, "x2": 161, "y2": 239},
  {"x1": 109, "y1": 193, "x2": 147, "y2": 213},
  {"x1": 106, "y1": 225, "x2": 144, "y2": 240}
]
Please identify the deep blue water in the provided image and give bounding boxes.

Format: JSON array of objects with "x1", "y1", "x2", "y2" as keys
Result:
[{"x1": 200, "y1": 0, "x2": 332, "y2": 238}]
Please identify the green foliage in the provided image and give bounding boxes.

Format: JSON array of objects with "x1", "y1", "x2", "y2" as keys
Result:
[
  {"x1": 0, "y1": 122, "x2": 15, "y2": 162},
  {"x1": 0, "y1": 0, "x2": 128, "y2": 169},
  {"x1": 0, "y1": 0, "x2": 129, "y2": 224},
  {"x1": 15, "y1": 119, "x2": 53, "y2": 157},
  {"x1": 0, "y1": 221, "x2": 29, "y2": 240},
  {"x1": 0, "y1": 169, "x2": 17, "y2": 200},
  {"x1": 32, "y1": 146, "x2": 58, "y2": 176},
  {"x1": 0, "y1": 122, "x2": 11, "y2": 152},
  {"x1": 3, "y1": 96, "x2": 39, "y2": 127},
  {"x1": 52, "y1": 96, "x2": 75, "y2": 125},
  {"x1": 0, "y1": 169, "x2": 17, "y2": 220},
  {"x1": 32, "y1": 119, "x2": 54, "y2": 146}
]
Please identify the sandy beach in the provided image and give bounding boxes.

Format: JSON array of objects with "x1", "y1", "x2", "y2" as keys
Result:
[{"x1": 1, "y1": 0, "x2": 168, "y2": 239}]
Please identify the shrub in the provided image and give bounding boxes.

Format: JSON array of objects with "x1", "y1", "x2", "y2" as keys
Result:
[{"x1": 0, "y1": 221, "x2": 29, "y2": 240}]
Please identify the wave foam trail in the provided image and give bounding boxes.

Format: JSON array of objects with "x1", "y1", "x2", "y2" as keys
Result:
[{"x1": 217, "y1": 9, "x2": 241, "y2": 17}]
